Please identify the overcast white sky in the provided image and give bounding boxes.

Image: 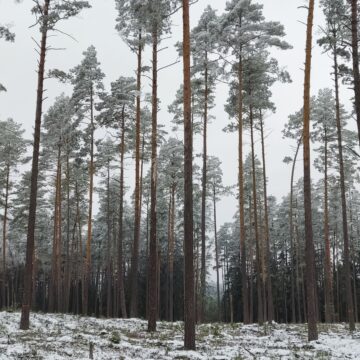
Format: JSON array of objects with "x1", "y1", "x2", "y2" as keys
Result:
[{"x1": 0, "y1": 0, "x2": 348, "y2": 227}]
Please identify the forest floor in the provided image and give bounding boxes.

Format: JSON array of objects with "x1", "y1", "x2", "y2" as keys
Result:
[{"x1": 0, "y1": 311, "x2": 359, "y2": 359}]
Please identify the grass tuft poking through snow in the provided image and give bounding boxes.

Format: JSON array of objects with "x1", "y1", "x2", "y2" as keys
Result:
[{"x1": 0, "y1": 311, "x2": 359, "y2": 359}]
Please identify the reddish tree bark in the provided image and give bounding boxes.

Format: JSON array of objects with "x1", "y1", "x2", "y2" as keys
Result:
[{"x1": 20, "y1": 0, "x2": 50, "y2": 330}]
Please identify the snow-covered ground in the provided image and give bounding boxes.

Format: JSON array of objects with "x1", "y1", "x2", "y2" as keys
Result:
[{"x1": 0, "y1": 311, "x2": 359, "y2": 359}]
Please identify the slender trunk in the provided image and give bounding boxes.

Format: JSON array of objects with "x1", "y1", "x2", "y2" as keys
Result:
[
  {"x1": 49, "y1": 145, "x2": 62, "y2": 312},
  {"x1": 64, "y1": 151, "x2": 71, "y2": 313},
  {"x1": 20, "y1": 0, "x2": 50, "y2": 330},
  {"x1": 106, "y1": 160, "x2": 112, "y2": 317},
  {"x1": 183, "y1": 0, "x2": 195, "y2": 349},
  {"x1": 323, "y1": 131, "x2": 334, "y2": 323},
  {"x1": 2, "y1": 164, "x2": 10, "y2": 308},
  {"x1": 200, "y1": 53, "x2": 209, "y2": 323},
  {"x1": 259, "y1": 112, "x2": 273, "y2": 322},
  {"x1": 248, "y1": 196, "x2": 254, "y2": 323},
  {"x1": 333, "y1": 45, "x2": 355, "y2": 331},
  {"x1": 169, "y1": 185, "x2": 175, "y2": 322},
  {"x1": 249, "y1": 103, "x2": 263, "y2": 325},
  {"x1": 118, "y1": 106, "x2": 127, "y2": 318},
  {"x1": 148, "y1": 26, "x2": 158, "y2": 332},
  {"x1": 84, "y1": 84, "x2": 95, "y2": 316},
  {"x1": 290, "y1": 137, "x2": 302, "y2": 323},
  {"x1": 238, "y1": 60, "x2": 248, "y2": 324},
  {"x1": 213, "y1": 185, "x2": 221, "y2": 321},
  {"x1": 130, "y1": 34, "x2": 143, "y2": 318},
  {"x1": 350, "y1": 0, "x2": 360, "y2": 145},
  {"x1": 302, "y1": 0, "x2": 318, "y2": 341}
]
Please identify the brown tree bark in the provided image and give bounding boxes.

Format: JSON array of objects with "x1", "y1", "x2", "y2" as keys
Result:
[
  {"x1": 238, "y1": 60, "x2": 249, "y2": 324},
  {"x1": 49, "y1": 145, "x2": 62, "y2": 313},
  {"x1": 129, "y1": 34, "x2": 143, "y2": 318},
  {"x1": 83, "y1": 84, "x2": 95, "y2": 316},
  {"x1": 259, "y1": 112, "x2": 274, "y2": 322},
  {"x1": 64, "y1": 151, "x2": 71, "y2": 313},
  {"x1": 323, "y1": 130, "x2": 334, "y2": 323},
  {"x1": 302, "y1": 0, "x2": 318, "y2": 341},
  {"x1": 1, "y1": 164, "x2": 10, "y2": 308},
  {"x1": 106, "y1": 159, "x2": 112, "y2": 317},
  {"x1": 169, "y1": 185, "x2": 175, "y2": 322},
  {"x1": 148, "y1": 26, "x2": 158, "y2": 333},
  {"x1": 20, "y1": 0, "x2": 50, "y2": 329},
  {"x1": 213, "y1": 185, "x2": 221, "y2": 322},
  {"x1": 349, "y1": 0, "x2": 360, "y2": 145},
  {"x1": 182, "y1": 0, "x2": 195, "y2": 350},
  {"x1": 289, "y1": 137, "x2": 302, "y2": 323},
  {"x1": 118, "y1": 106, "x2": 127, "y2": 318},
  {"x1": 333, "y1": 45, "x2": 355, "y2": 331},
  {"x1": 249, "y1": 103, "x2": 263, "y2": 325},
  {"x1": 200, "y1": 52, "x2": 209, "y2": 323}
]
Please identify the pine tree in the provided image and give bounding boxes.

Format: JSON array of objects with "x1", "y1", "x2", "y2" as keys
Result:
[
  {"x1": 318, "y1": 0, "x2": 355, "y2": 330},
  {"x1": 182, "y1": 0, "x2": 195, "y2": 350},
  {"x1": 70, "y1": 45, "x2": 104, "y2": 315},
  {"x1": 97, "y1": 76, "x2": 137, "y2": 318},
  {"x1": 0, "y1": 119, "x2": 27, "y2": 308},
  {"x1": 20, "y1": 0, "x2": 91, "y2": 330},
  {"x1": 302, "y1": 0, "x2": 318, "y2": 341}
]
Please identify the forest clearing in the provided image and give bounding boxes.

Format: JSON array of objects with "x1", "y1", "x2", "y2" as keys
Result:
[
  {"x1": 1, "y1": 311, "x2": 360, "y2": 359},
  {"x1": 1, "y1": 0, "x2": 360, "y2": 357}
]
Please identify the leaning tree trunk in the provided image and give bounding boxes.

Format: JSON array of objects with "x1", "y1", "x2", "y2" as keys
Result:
[
  {"x1": 200, "y1": 53, "x2": 209, "y2": 323},
  {"x1": 118, "y1": 105, "x2": 127, "y2": 318},
  {"x1": 129, "y1": 34, "x2": 143, "y2": 318},
  {"x1": 148, "y1": 25, "x2": 158, "y2": 333},
  {"x1": 349, "y1": 0, "x2": 360, "y2": 145},
  {"x1": 1, "y1": 164, "x2": 10, "y2": 309},
  {"x1": 20, "y1": 0, "x2": 50, "y2": 329},
  {"x1": 333, "y1": 44, "x2": 355, "y2": 331},
  {"x1": 302, "y1": 0, "x2": 318, "y2": 341},
  {"x1": 182, "y1": 0, "x2": 196, "y2": 350}
]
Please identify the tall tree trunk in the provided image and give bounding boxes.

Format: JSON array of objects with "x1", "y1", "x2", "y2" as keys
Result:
[
  {"x1": 106, "y1": 160, "x2": 112, "y2": 317},
  {"x1": 249, "y1": 103, "x2": 263, "y2": 325},
  {"x1": 84, "y1": 84, "x2": 95, "y2": 316},
  {"x1": 302, "y1": 0, "x2": 318, "y2": 341},
  {"x1": 182, "y1": 0, "x2": 195, "y2": 349},
  {"x1": 213, "y1": 185, "x2": 221, "y2": 322},
  {"x1": 169, "y1": 185, "x2": 175, "y2": 322},
  {"x1": 323, "y1": 131, "x2": 334, "y2": 323},
  {"x1": 349, "y1": 0, "x2": 360, "y2": 145},
  {"x1": 64, "y1": 151, "x2": 71, "y2": 313},
  {"x1": 259, "y1": 112, "x2": 274, "y2": 322},
  {"x1": 148, "y1": 26, "x2": 158, "y2": 333},
  {"x1": 238, "y1": 60, "x2": 249, "y2": 324},
  {"x1": 200, "y1": 53, "x2": 209, "y2": 323},
  {"x1": 118, "y1": 106, "x2": 127, "y2": 318},
  {"x1": 289, "y1": 137, "x2": 302, "y2": 323},
  {"x1": 129, "y1": 34, "x2": 143, "y2": 318},
  {"x1": 1, "y1": 164, "x2": 10, "y2": 308},
  {"x1": 49, "y1": 145, "x2": 62, "y2": 312},
  {"x1": 20, "y1": 0, "x2": 50, "y2": 330},
  {"x1": 333, "y1": 45, "x2": 355, "y2": 331}
]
